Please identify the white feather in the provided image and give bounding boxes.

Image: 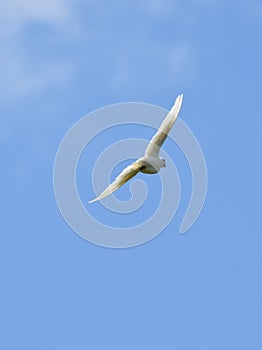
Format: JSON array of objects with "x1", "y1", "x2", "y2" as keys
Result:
[
  {"x1": 145, "y1": 94, "x2": 183, "y2": 157},
  {"x1": 88, "y1": 160, "x2": 141, "y2": 203}
]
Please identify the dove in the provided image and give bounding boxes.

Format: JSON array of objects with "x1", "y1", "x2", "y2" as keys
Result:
[{"x1": 89, "y1": 94, "x2": 183, "y2": 203}]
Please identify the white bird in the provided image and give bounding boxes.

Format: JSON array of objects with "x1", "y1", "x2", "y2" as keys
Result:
[{"x1": 89, "y1": 94, "x2": 183, "y2": 203}]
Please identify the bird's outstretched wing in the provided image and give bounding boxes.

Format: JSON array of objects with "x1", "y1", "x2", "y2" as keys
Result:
[
  {"x1": 89, "y1": 160, "x2": 142, "y2": 203},
  {"x1": 145, "y1": 94, "x2": 183, "y2": 158}
]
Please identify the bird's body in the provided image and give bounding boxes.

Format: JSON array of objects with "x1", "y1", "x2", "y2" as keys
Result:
[
  {"x1": 89, "y1": 94, "x2": 183, "y2": 203},
  {"x1": 137, "y1": 156, "x2": 164, "y2": 174}
]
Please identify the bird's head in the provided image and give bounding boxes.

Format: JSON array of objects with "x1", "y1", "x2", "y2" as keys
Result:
[{"x1": 161, "y1": 158, "x2": 166, "y2": 168}]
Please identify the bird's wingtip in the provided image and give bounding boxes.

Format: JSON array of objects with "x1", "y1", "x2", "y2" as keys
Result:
[
  {"x1": 88, "y1": 198, "x2": 97, "y2": 204},
  {"x1": 170, "y1": 93, "x2": 184, "y2": 113},
  {"x1": 173, "y1": 93, "x2": 183, "y2": 106}
]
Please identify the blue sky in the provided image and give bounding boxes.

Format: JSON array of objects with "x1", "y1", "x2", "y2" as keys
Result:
[{"x1": 1, "y1": 0, "x2": 262, "y2": 349}]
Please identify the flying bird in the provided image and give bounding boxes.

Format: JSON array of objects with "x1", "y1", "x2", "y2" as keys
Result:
[{"x1": 89, "y1": 94, "x2": 183, "y2": 203}]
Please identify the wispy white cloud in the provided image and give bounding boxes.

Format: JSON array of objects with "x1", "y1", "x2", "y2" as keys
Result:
[
  {"x1": 0, "y1": 0, "x2": 200, "y2": 106},
  {"x1": 109, "y1": 42, "x2": 193, "y2": 93},
  {"x1": 139, "y1": 0, "x2": 178, "y2": 17},
  {"x1": 0, "y1": 0, "x2": 77, "y2": 99},
  {"x1": 0, "y1": 50, "x2": 74, "y2": 96},
  {"x1": 0, "y1": 0, "x2": 71, "y2": 35}
]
